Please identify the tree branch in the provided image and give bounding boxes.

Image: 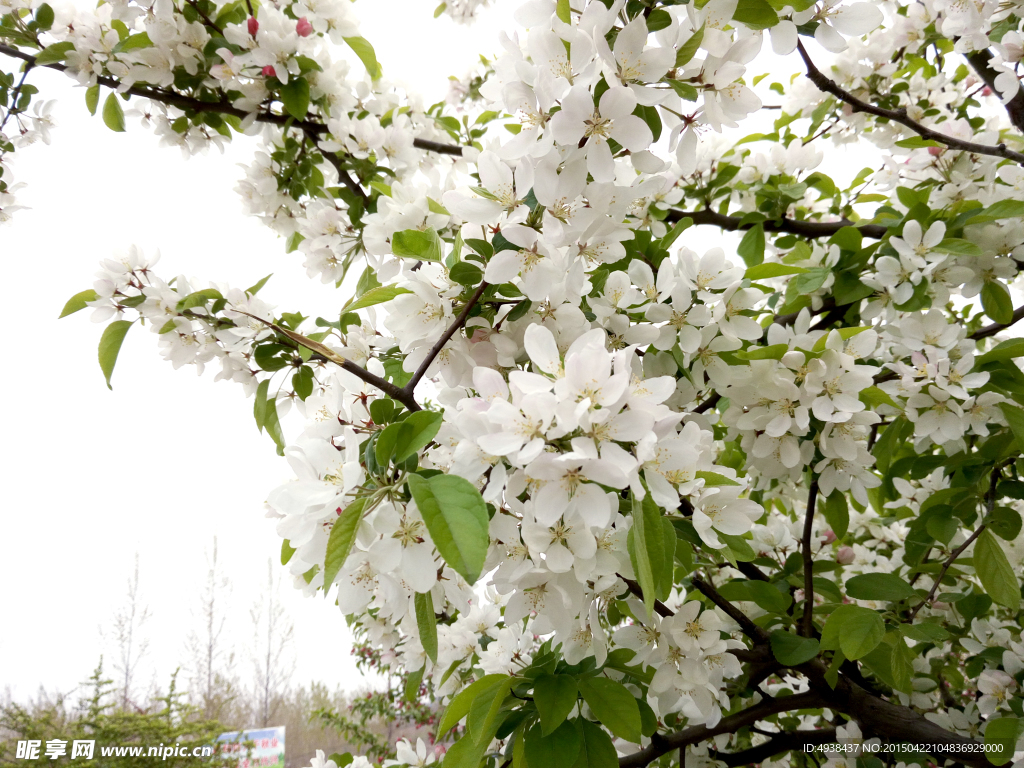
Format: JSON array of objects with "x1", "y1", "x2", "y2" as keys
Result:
[
  {"x1": 403, "y1": 282, "x2": 489, "y2": 394},
  {"x1": 801, "y1": 478, "x2": 820, "y2": 637},
  {"x1": 971, "y1": 304, "x2": 1024, "y2": 339},
  {"x1": 664, "y1": 207, "x2": 887, "y2": 241},
  {"x1": 690, "y1": 576, "x2": 771, "y2": 644},
  {"x1": 715, "y1": 728, "x2": 838, "y2": 766},
  {"x1": 0, "y1": 44, "x2": 465, "y2": 157},
  {"x1": 618, "y1": 691, "x2": 825, "y2": 768},
  {"x1": 620, "y1": 577, "x2": 675, "y2": 618},
  {"x1": 797, "y1": 41, "x2": 1024, "y2": 165},
  {"x1": 965, "y1": 48, "x2": 1024, "y2": 134}
]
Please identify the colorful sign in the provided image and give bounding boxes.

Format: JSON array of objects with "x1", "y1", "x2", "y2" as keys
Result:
[{"x1": 217, "y1": 727, "x2": 285, "y2": 768}]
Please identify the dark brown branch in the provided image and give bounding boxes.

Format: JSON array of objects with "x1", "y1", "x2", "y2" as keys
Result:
[
  {"x1": 965, "y1": 49, "x2": 1024, "y2": 134},
  {"x1": 715, "y1": 728, "x2": 837, "y2": 766},
  {"x1": 664, "y1": 207, "x2": 887, "y2": 241},
  {"x1": 690, "y1": 576, "x2": 770, "y2": 644},
  {"x1": 618, "y1": 691, "x2": 825, "y2": 768},
  {"x1": 0, "y1": 44, "x2": 465, "y2": 157},
  {"x1": 620, "y1": 577, "x2": 675, "y2": 618},
  {"x1": 412, "y1": 137, "x2": 465, "y2": 155},
  {"x1": 184, "y1": 0, "x2": 224, "y2": 34},
  {"x1": 301, "y1": 129, "x2": 368, "y2": 202},
  {"x1": 801, "y1": 478, "x2": 820, "y2": 637},
  {"x1": 797, "y1": 41, "x2": 1024, "y2": 165},
  {"x1": 971, "y1": 304, "x2": 1024, "y2": 339},
  {"x1": 693, "y1": 392, "x2": 720, "y2": 414},
  {"x1": 403, "y1": 282, "x2": 489, "y2": 394}
]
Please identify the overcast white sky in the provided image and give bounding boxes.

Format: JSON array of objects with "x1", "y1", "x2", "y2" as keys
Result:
[{"x1": 0, "y1": 0, "x2": 516, "y2": 703}]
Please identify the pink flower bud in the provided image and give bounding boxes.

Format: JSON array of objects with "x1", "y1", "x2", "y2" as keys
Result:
[
  {"x1": 928, "y1": 145, "x2": 943, "y2": 156},
  {"x1": 932, "y1": 601, "x2": 950, "y2": 611},
  {"x1": 822, "y1": 530, "x2": 837, "y2": 544},
  {"x1": 247, "y1": 16, "x2": 259, "y2": 36},
  {"x1": 296, "y1": 16, "x2": 313, "y2": 36},
  {"x1": 983, "y1": 86, "x2": 993, "y2": 97},
  {"x1": 836, "y1": 546, "x2": 855, "y2": 565},
  {"x1": 261, "y1": 65, "x2": 276, "y2": 77}
]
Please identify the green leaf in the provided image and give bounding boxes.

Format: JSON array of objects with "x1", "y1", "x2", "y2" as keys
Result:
[
  {"x1": 974, "y1": 528, "x2": 1021, "y2": 609},
  {"x1": 346, "y1": 284, "x2": 412, "y2": 312},
  {"x1": 823, "y1": 491, "x2": 849, "y2": 539},
  {"x1": 450, "y1": 261, "x2": 484, "y2": 286},
  {"x1": 112, "y1": 31, "x2": 152, "y2": 53},
  {"x1": 999, "y1": 403, "x2": 1024, "y2": 451},
  {"x1": 628, "y1": 493, "x2": 657, "y2": 616},
  {"x1": 845, "y1": 573, "x2": 916, "y2": 602},
  {"x1": 744, "y1": 263, "x2": 809, "y2": 280},
  {"x1": 403, "y1": 667, "x2": 423, "y2": 703},
  {"x1": 34, "y1": 41, "x2": 74, "y2": 64},
  {"x1": 859, "y1": 385, "x2": 900, "y2": 410},
  {"x1": 280, "y1": 539, "x2": 295, "y2": 566},
  {"x1": 990, "y1": 506, "x2": 1023, "y2": 541},
  {"x1": 718, "y1": 580, "x2": 793, "y2": 613},
  {"x1": 344, "y1": 36, "x2": 382, "y2": 79},
  {"x1": 393, "y1": 228, "x2": 443, "y2": 261},
  {"x1": 394, "y1": 410, "x2": 443, "y2": 462},
  {"x1": 524, "y1": 721, "x2": 581, "y2": 768},
  {"x1": 934, "y1": 238, "x2": 982, "y2": 256},
  {"x1": 408, "y1": 473, "x2": 489, "y2": 584},
  {"x1": 696, "y1": 471, "x2": 740, "y2": 486},
  {"x1": 977, "y1": 338, "x2": 1024, "y2": 366},
  {"x1": 573, "y1": 719, "x2": 619, "y2": 768},
  {"x1": 737, "y1": 224, "x2": 766, "y2": 266},
  {"x1": 279, "y1": 77, "x2": 310, "y2": 120},
  {"x1": 733, "y1": 0, "x2": 779, "y2": 29},
  {"x1": 437, "y1": 675, "x2": 508, "y2": 737},
  {"x1": 984, "y1": 199, "x2": 1024, "y2": 220},
  {"x1": 322, "y1": 497, "x2": 367, "y2": 592},
  {"x1": 769, "y1": 631, "x2": 820, "y2": 666},
  {"x1": 246, "y1": 273, "x2": 273, "y2": 296},
  {"x1": 577, "y1": 678, "x2": 642, "y2": 744},
  {"x1": 985, "y1": 717, "x2": 1024, "y2": 766},
  {"x1": 292, "y1": 365, "x2": 314, "y2": 400},
  {"x1": 60, "y1": 288, "x2": 98, "y2": 318},
  {"x1": 674, "y1": 25, "x2": 704, "y2": 67},
  {"x1": 820, "y1": 604, "x2": 884, "y2": 660},
  {"x1": 534, "y1": 675, "x2": 578, "y2": 737},
  {"x1": 85, "y1": 85, "x2": 100, "y2": 116},
  {"x1": 254, "y1": 379, "x2": 271, "y2": 432},
  {"x1": 415, "y1": 591, "x2": 438, "y2": 664},
  {"x1": 34, "y1": 3, "x2": 53, "y2": 29},
  {"x1": 262, "y1": 390, "x2": 286, "y2": 455},
  {"x1": 659, "y1": 217, "x2": 692, "y2": 249},
  {"x1": 556, "y1": 0, "x2": 571, "y2": 23},
  {"x1": 894, "y1": 136, "x2": 942, "y2": 149},
  {"x1": 899, "y1": 622, "x2": 949, "y2": 642},
  {"x1": 102, "y1": 92, "x2": 126, "y2": 132},
  {"x1": 889, "y1": 636, "x2": 914, "y2": 694},
  {"x1": 982, "y1": 280, "x2": 1014, "y2": 324},
  {"x1": 98, "y1": 320, "x2": 132, "y2": 389},
  {"x1": 736, "y1": 344, "x2": 789, "y2": 361},
  {"x1": 811, "y1": 326, "x2": 870, "y2": 353},
  {"x1": 792, "y1": 267, "x2": 830, "y2": 293}
]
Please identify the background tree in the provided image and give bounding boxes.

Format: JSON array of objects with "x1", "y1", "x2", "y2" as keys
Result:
[
  {"x1": 107, "y1": 554, "x2": 150, "y2": 712},
  {"x1": 250, "y1": 559, "x2": 295, "y2": 729}
]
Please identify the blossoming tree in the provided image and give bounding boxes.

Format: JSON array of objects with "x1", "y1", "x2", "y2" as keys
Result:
[{"x1": 5, "y1": 0, "x2": 1024, "y2": 763}]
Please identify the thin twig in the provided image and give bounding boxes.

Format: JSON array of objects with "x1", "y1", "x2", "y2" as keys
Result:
[
  {"x1": 0, "y1": 60, "x2": 33, "y2": 133},
  {"x1": 690, "y1": 576, "x2": 771, "y2": 644},
  {"x1": 403, "y1": 282, "x2": 488, "y2": 394},
  {"x1": 797, "y1": 41, "x2": 1024, "y2": 165},
  {"x1": 801, "y1": 478, "x2": 820, "y2": 637},
  {"x1": 971, "y1": 304, "x2": 1024, "y2": 339},
  {"x1": 184, "y1": 0, "x2": 224, "y2": 34}
]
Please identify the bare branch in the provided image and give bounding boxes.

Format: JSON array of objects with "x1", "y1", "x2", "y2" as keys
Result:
[
  {"x1": 665, "y1": 207, "x2": 887, "y2": 240},
  {"x1": 618, "y1": 691, "x2": 825, "y2": 768},
  {"x1": 690, "y1": 576, "x2": 771, "y2": 644},
  {"x1": 798, "y1": 41, "x2": 1024, "y2": 165},
  {"x1": 716, "y1": 728, "x2": 838, "y2": 766},
  {"x1": 801, "y1": 478, "x2": 820, "y2": 637},
  {"x1": 404, "y1": 282, "x2": 489, "y2": 394},
  {"x1": 965, "y1": 48, "x2": 1024, "y2": 134},
  {"x1": 971, "y1": 304, "x2": 1024, "y2": 339}
]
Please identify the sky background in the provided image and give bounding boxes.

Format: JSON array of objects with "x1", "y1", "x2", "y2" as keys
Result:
[{"x1": 0, "y1": 0, "x2": 518, "y2": 703}]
